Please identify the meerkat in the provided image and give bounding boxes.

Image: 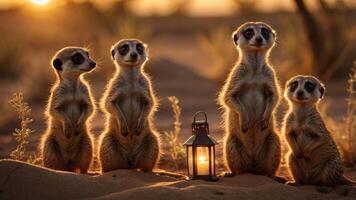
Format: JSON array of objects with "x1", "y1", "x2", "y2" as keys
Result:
[
  {"x1": 218, "y1": 22, "x2": 282, "y2": 179},
  {"x1": 98, "y1": 39, "x2": 160, "y2": 173},
  {"x1": 283, "y1": 75, "x2": 355, "y2": 192},
  {"x1": 40, "y1": 47, "x2": 96, "y2": 173}
]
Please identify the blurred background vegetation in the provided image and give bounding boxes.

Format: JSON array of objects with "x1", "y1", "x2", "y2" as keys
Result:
[{"x1": 0, "y1": 0, "x2": 355, "y2": 171}]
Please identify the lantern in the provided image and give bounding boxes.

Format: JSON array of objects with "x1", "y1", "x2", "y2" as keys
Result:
[{"x1": 183, "y1": 111, "x2": 218, "y2": 181}]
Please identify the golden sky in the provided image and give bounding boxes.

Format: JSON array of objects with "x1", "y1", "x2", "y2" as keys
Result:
[{"x1": 1, "y1": 0, "x2": 356, "y2": 16}]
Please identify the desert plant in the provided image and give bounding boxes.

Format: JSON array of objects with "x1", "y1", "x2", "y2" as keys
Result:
[
  {"x1": 9, "y1": 93, "x2": 34, "y2": 161},
  {"x1": 320, "y1": 66, "x2": 356, "y2": 167},
  {"x1": 294, "y1": 0, "x2": 354, "y2": 81},
  {"x1": 345, "y1": 64, "x2": 356, "y2": 165},
  {"x1": 163, "y1": 96, "x2": 186, "y2": 170}
]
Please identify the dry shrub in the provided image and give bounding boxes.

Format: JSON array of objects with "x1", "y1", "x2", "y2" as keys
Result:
[
  {"x1": 9, "y1": 93, "x2": 34, "y2": 161},
  {"x1": 196, "y1": 27, "x2": 235, "y2": 82},
  {"x1": 320, "y1": 66, "x2": 356, "y2": 167},
  {"x1": 344, "y1": 64, "x2": 356, "y2": 165},
  {"x1": 162, "y1": 96, "x2": 186, "y2": 171}
]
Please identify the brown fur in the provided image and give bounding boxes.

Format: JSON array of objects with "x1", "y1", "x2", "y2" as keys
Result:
[
  {"x1": 98, "y1": 39, "x2": 160, "y2": 173},
  {"x1": 40, "y1": 47, "x2": 96, "y2": 173},
  {"x1": 218, "y1": 22, "x2": 281, "y2": 177},
  {"x1": 283, "y1": 75, "x2": 355, "y2": 192}
]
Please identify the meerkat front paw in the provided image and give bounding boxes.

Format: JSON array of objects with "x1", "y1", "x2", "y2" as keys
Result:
[
  {"x1": 74, "y1": 122, "x2": 84, "y2": 136},
  {"x1": 260, "y1": 117, "x2": 270, "y2": 130},
  {"x1": 134, "y1": 123, "x2": 144, "y2": 135},
  {"x1": 63, "y1": 123, "x2": 72, "y2": 138},
  {"x1": 121, "y1": 126, "x2": 129, "y2": 136},
  {"x1": 241, "y1": 119, "x2": 250, "y2": 133}
]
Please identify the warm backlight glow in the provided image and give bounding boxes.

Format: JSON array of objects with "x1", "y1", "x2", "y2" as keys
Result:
[{"x1": 30, "y1": 0, "x2": 50, "y2": 6}]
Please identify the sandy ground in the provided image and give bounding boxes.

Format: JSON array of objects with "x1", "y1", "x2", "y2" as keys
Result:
[{"x1": 0, "y1": 159, "x2": 355, "y2": 200}]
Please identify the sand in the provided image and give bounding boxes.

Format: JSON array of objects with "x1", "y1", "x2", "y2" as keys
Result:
[{"x1": 0, "y1": 159, "x2": 355, "y2": 200}]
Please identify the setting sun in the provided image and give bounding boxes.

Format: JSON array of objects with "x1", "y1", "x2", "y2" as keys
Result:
[{"x1": 30, "y1": 0, "x2": 50, "y2": 6}]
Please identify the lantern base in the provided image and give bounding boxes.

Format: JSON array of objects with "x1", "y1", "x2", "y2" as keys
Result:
[{"x1": 188, "y1": 175, "x2": 219, "y2": 182}]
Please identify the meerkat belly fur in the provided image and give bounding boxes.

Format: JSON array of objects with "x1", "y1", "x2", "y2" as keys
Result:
[
  {"x1": 219, "y1": 22, "x2": 282, "y2": 177},
  {"x1": 98, "y1": 39, "x2": 160, "y2": 173},
  {"x1": 40, "y1": 47, "x2": 96, "y2": 173},
  {"x1": 283, "y1": 75, "x2": 355, "y2": 192}
]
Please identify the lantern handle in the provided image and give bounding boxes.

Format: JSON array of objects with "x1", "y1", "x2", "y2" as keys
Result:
[{"x1": 193, "y1": 111, "x2": 207, "y2": 123}]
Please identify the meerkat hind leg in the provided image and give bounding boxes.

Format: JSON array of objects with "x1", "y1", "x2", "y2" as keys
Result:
[
  {"x1": 100, "y1": 134, "x2": 129, "y2": 172},
  {"x1": 254, "y1": 133, "x2": 280, "y2": 175},
  {"x1": 135, "y1": 133, "x2": 159, "y2": 172},
  {"x1": 42, "y1": 137, "x2": 67, "y2": 171},
  {"x1": 224, "y1": 135, "x2": 253, "y2": 177},
  {"x1": 75, "y1": 135, "x2": 93, "y2": 173}
]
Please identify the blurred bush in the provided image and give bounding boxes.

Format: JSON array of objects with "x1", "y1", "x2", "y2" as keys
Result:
[{"x1": 196, "y1": 26, "x2": 235, "y2": 82}]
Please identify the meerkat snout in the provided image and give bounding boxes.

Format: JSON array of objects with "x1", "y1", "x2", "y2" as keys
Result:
[
  {"x1": 232, "y1": 22, "x2": 276, "y2": 50},
  {"x1": 52, "y1": 47, "x2": 96, "y2": 77},
  {"x1": 111, "y1": 39, "x2": 147, "y2": 67},
  {"x1": 285, "y1": 75, "x2": 325, "y2": 105}
]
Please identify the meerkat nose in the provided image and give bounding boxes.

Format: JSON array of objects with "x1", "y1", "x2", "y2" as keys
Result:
[
  {"x1": 130, "y1": 53, "x2": 138, "y2": 59},
  {"x1": 89, "y1": 61, "x2": 96, "y2": 68},
  {"x1": 297, "y1": 90, "x2": 304, "y2": 97},
  {"x1": 256, "y1": 37, "x2": 263, "y2": 44}
]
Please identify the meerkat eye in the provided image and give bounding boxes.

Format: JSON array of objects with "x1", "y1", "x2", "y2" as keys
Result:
[
  {"x1": 243, "y1": 28, "x2": 254, "y2": 40},
  {"x1": 304, "y1": 82, "x2": 315, "y2": 93},
  {"x1": 261, "y1": 28, "x2": 270, "y2": 40},
  {"x1": 71, "y1": 53, "x2": 85, "y2": 65},
  {"x1": 136, "y1": 43, "x2": 144, "y2": 55},
  {"x1": 119, "y1": 44, "x2": 129, "y2": 55},
  {"x1": 290, "y1": 81, "x2": 298, "y2": 92}
]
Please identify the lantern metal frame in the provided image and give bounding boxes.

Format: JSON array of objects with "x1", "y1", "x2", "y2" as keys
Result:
[{"x1": 183, "y1": 111, "x2": 218, "y2": 181}]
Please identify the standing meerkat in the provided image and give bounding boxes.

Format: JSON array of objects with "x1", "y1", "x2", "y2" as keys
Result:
[
  {"x1": 41, "y1": 47, "x2": 96, "y2": 173},
  {"x1": 218, "y1": 22, "x2": 282, "y2": 178},
  {"x1": 98, "y1": 39, "x2": 160, "y2": 173},
  {"x1": 283, "y1": 75, "x2": 355, "y2": 192}
]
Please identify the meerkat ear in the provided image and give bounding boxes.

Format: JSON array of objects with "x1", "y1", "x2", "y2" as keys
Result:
[
  {"x1": 319, "y1": 85, "x2": 325, "y2": 99},
  {"x1": 232, "y1": 31, "x2": 238, "y2": 46},
  {"x1": 111, "y1": 48, "x2": 115, "y2": 59},
  {"x1": 52, "y1": 58, "x2": 62, "y2": 71},
  {"x1": 272, "y1": 29, "x2": 277, "y2": 38}
]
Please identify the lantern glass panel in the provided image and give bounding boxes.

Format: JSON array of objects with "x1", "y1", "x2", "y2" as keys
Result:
[
  {"x1": 196, "y1": 146, "x2": 210, "y2": 175},
  {"x1": 187, "y1": 146, "x2": 193, "y2": 176},
  {"x1": 210, "y1": 146, "x2": 215, "y2": 175}
]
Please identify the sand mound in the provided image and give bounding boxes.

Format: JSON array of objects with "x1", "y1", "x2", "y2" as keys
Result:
[{"x1": 0, "y1": 160, "x2": 355, "y2": 200}]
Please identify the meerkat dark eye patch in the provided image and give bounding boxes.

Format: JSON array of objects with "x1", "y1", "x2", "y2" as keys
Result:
[
  {"x1": 119, "y1": 44, "x2": 129, "y2": 55},
  {"x1": 53, "y1": 58, "x2": 62, "y2": 71},
  {"x1": 289, "y1": 81, "x2": 298, "y2": 92},
  {"x1": 71, "y1": 53, "x2": 85, "y2": 65},
  {"x1": 261, "y1": 28, "x2": 270, "y2": 40},
  {"x1": 243, "y1": 28, "x2": 254, "y2": 40},
  {"x1": 304, "y1": 82, "x2": 315, "y2": 93},
  {"x1": 136, "y1": 43, "x2": 144, "y2": 55}
]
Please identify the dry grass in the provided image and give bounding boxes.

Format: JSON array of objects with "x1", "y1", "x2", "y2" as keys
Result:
[
  {"x1": 9, "y1": 93, "x2": 34, "y2": 161},
  {"x1": 320, "y1": 65, "x2": 356, "y2": 167},
  {"x1": 344, "y1": 64, "x2": 356, "y2": 165},
  {"x1": 162, "y1": 96, "x2": 186, "y2": 171}
]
